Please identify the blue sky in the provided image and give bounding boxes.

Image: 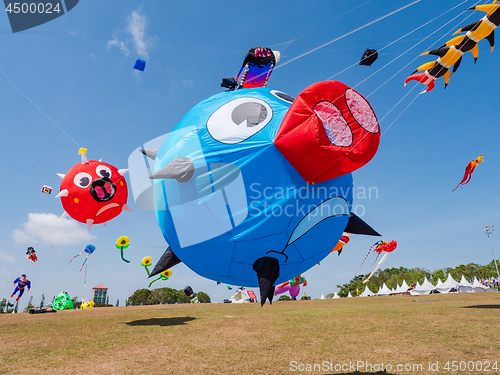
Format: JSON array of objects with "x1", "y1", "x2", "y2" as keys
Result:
[{"x1": 1, "y1": 0, "x2": 499, "y2": 309}]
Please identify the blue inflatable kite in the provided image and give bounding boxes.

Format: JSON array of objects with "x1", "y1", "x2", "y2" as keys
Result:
[{"x1": 144, "y1": 47, "x2": 382, "y2": 305}]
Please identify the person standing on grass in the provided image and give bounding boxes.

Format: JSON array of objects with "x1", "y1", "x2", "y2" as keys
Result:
[{"x1": 11, "y1": 274, "x2": 31, "y2": 301}]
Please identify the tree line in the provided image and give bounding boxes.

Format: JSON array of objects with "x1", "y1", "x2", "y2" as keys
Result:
[
  {"x1": 126, "y1": 287, "x2": 211, "y2": 305},
  {"x1": 331, "y1": 261, "x2": 500, "y2": 298}
]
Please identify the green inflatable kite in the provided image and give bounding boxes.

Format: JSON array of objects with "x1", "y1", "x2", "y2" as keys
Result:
[{"x1": 52, "y1": 291, "x2": 74, "y2": 310}]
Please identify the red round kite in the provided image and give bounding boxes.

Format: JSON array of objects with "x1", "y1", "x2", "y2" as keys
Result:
[{"x1": 56, "y1": 150, "x2": 131, "y2": 230}]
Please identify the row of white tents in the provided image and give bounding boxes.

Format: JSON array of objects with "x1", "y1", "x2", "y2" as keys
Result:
[{"x1": 329, "y1": 274, "x2": 497, "y2": 298}]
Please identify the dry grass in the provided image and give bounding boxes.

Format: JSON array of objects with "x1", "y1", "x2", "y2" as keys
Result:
[{"x1": 0, "y1": 293, "x2": 499, "y2": 374}]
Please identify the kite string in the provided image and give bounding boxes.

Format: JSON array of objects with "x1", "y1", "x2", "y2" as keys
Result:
[
  {"x1": 381, "y1": 89, "x2": 421, "y2": 137},
  {"x1": 328, "y1": 0, "x2": 472, "y2": 83},
  {"x1": 0, "y1": 69, "x2": 80, "y2": 147},
  {"x1": 284, "y1": 0, "x2": 374, "y2": 46},
  {"x1": 275, "y1": 0, "x2": 423, "y2": 71},
  {"x1": 325, "y1": 0, "x2": 482, "y2": 161},
  {"x1": 374, "y1": 0, "x2": 483, "y2": 135},
  {"x1": 368, "y1": 0, "x2": 483, "y2": 98}
]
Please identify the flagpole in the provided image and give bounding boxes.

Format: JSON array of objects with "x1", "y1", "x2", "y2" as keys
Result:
[{"x1": 483, "y1": 225, "x2": 500, "y2": 283}]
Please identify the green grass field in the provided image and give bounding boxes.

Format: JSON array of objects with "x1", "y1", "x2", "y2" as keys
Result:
[{"x1": 0, "y1": 293, "x2": 499, "y2": 374}]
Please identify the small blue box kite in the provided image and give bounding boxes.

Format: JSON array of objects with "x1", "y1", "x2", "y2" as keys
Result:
[{"x1": 134, "y1": 59, "x2": 146, "y2": 71}]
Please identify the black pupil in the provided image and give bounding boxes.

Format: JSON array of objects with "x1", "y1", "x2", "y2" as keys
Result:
[
  {"x1": 100, "y1": 169, "x2": 110, "y2": 178},
  {"x1": 80, "y1": 177, "x2": 90, "y2": 186},
  {"x1": 231, "y1": 102, "x2": 267, "y2": 127}
]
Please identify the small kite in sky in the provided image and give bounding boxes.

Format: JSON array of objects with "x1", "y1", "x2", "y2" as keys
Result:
[
  {"x1": 331, "y1": 232, "x2": 351, "y2": 256},
  {"x1": 360, "y1": 240, "x2": 397, "y2": 283},
  {"x1": 116, "y1": 236, "x2": 130, "y2": 263},
  {"x1": 221, "y1": 47, "x2": 280, "y2": 90},
  {"x1": 69, "y1": 244, "x2": 96, "y2": 285},
  {"x1": 359, "y1": 49, "x2": 378, "y2": 66},
  {"x1": 452, "y1": 155, "x2": 483, "y2": 192},
  {"x1": 134, "y1": 59, "x2": 146, "y2": 71},
  {"x1": 26, "y1": 247, "x2": 37, "y2": 262}
]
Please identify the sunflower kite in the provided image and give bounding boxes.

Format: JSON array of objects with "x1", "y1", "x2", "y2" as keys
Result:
[{"x1": 116, "y1": 236, "x2": 130, "y2": 263}]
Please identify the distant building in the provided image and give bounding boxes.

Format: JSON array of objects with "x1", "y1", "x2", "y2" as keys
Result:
[{"x1": 92, "y1": 284, "x2": 108, "y2": 304}]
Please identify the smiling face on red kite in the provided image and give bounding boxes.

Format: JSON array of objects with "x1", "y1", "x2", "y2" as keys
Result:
[{"x1": 58, "y1": 160, "x2": 129, "y2": 228}]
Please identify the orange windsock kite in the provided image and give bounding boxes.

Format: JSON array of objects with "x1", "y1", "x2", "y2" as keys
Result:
[{"x1": 452, "y1": 155, "x2": 483, "y2": 192}]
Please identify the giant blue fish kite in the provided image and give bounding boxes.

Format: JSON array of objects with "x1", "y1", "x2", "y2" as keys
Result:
[
  {"x1": 143, "y1": 47, "x2": 382, "y2": 305},
  {"x1": 405, "y1": 0, "x2": 500, "y2": 92}
]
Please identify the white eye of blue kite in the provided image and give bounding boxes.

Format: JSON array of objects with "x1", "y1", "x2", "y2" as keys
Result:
[
  {"x1": 270, "y1": 90, "x2": 295, "y2": 103},
  {"x1": 207, "y1": 97, "x2": 273, "y2": 144}
]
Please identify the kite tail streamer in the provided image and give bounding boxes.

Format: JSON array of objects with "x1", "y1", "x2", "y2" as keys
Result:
[
  {"x1": 359, "y1": 241, "x2": 382, "y2": 268},
  {"x1": 363, "y1": 252, "x2": 389, "y2": 283},
  {"x1": 69, "y1": 252, "x2": 84, "y2": 264},
  {"x1": 84, "y1": 262, "x2": 88, "y2": 286},
  {"x1": 79, "y1": 254, "x2": 91, "y2": 272},
  {"x1": 370, "y1": 252, "x2": 381, "y2": 267}
]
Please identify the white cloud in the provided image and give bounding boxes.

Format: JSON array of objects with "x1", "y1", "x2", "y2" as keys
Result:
[
  {"x1": 0, "y1": 250, "x2": 16, "y2": 264},
  {"x1": 106, "y1": 8, "x2": 153, "y2": 59},
  {"x1": 68, "y1": 30, "x2": 77, "y2": 36},
  {"x1": 126, "y1": 8, "x2": 151, "y2": 59},
  {"x1": 106, "y1": 33, "x2": 130, "y2": 55},
  {"x1": 13, "y1": 213, "x2": 96, "y2": 246}
]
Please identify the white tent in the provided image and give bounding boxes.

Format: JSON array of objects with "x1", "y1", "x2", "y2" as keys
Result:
[
  {"x1": 320, "y1": 294, "x2": 325, "y2": 300},
  {"x1": 435, "y1": 278, "x2": 444, "y2": 289},
  {"x1": 359, "y1": 286, "x2": 376, "y2": 297},
  {"x1": 410, "y1": 277, "x2": 434, "y2": 295},
  {"x1": 458, "y1": 275, "x2": 474, "y2": 293},
  {"x1": 347, "y1": 291, "x2": 353, "y2": 298},
  {"x1": 376, "y1": 282, "x2": 392, "y2": 296},
  {"x1": 394, "y1": 280, "x2": 410, "y2": 294},
  {"x1": 436, "y1": 274, "x2": 460, "y2": 293},
  {"x1": 472, "y1": 277, "x2": 495, "y2": 292},
  {"x1": 332, "y1": 292, "x2": 340, "y2": 299}
]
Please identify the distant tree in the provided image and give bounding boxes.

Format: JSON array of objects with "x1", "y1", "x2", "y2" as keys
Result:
[
  {"x1": 116, "y1": 299, "x2": 119, "y2": 307},
  {"x1": 176, "y1": 289, "x2": 190, "y2": 304},
  {"x1": 71, "y1": 296, "x2": 82, "y2": 309},
  {"x1": 5, "y1": 301, "x2": 14, "y2": 314},
  {"x1": 14, "y1": 301, "x2": 19, "y2": 313},
  {"x1": 332, "y1": 261, "x2": 500, "y2": 296},
  {"x1": 197, "y1": 291, "x2": 211, "y2": 303},
  {"x1": 23, "y1": 296, "x2": 35, "y2": 313},
  {"x1": 127, "y1": 287, "x2": 212, "y2": 305},
  {"x1": 278, "y1": 295, "x2": 292, "y2": 301},
  {"x1": 148, "y1": 287, "x2": 179, "y2": 304},
  {"x1": 0, "y1": 298, "x2": 6, "y2": 313},
  {"x1": 39, "y1": 294, "x2": 45, "y2": 309},
  {"x1": 325, "y1": 293, "x2": 336, "y2": 299},
  {"x1": 126, "y1": 289, "x2": 152, "y2": 306}
]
